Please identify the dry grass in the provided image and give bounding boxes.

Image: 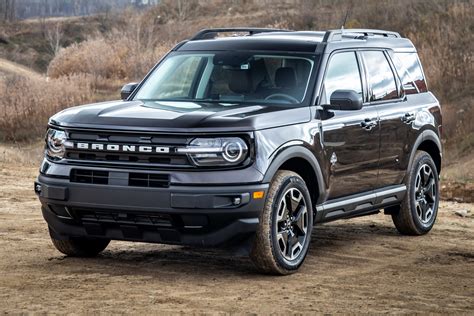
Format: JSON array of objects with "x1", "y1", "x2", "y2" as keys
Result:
[
  {"x1": 0, "y1": 74, "x2": 94, "y2": 141},
  {"x1": 0, "y1": 0, "x2": 472, "y2": 172},
  {"x1": 0, "y1": 141, "x2": 44, "y2": 166}
]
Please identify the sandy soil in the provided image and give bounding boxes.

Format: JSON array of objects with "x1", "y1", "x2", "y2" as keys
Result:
[{"x1": 0, "y1": 164, "x2": 472, "y2": 314}]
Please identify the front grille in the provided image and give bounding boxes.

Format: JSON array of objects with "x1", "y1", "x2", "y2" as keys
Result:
[
  {"x1": 70, "y1": 169, "x2": 109, "y2": 185},
  {"x1": 65, "y1": 152, "x2": 188, "y2": 165},
  {"x1": 65, "y1": 130, "x2": 192, "y2": 168},
  {"x1": 129, "y1": 172, "x2": 169, "y2": 188},
  {"x1": 75, "y1": 208, "x2": 174, "y2": 228},
  {"x1": 70, "y1": 169, "x2": 169, "y2": 188}
]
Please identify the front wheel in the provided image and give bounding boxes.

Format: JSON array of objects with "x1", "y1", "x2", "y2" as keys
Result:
[
  {"x1": 391, "y1": 151, "x2": 440, "y2": 235},
  {"x1": 250, "y1": 170, "x2": 313, "y2": 275},
  {"x1": 50, "y1": 231, "x2": 110, "y2": 257}
]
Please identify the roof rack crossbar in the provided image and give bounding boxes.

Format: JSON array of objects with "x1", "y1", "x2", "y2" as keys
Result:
[
  {"x1": 323, "y1": 28, "x2": 401, "y2": 42},
  {"x1": 190, "y1": 28, "x2": 291, "y2": 41}
]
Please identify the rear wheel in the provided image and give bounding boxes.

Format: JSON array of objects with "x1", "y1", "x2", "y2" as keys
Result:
[
  {"x1": 391, "y1": 151, "x2": 439, "y2": 235},
  {"x1": 50, "y1": 231, "x2": 110, "y2": 257},
  {"x1": 250, "y1": 170, "x2": 313, "y2": 275}
]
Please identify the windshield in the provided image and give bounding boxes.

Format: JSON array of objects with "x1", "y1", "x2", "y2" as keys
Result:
[{"x1": 134, "y1": 52, "x2": 316, "y2": 105}]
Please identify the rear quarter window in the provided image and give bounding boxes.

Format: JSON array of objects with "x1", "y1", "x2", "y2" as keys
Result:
[{"x1": 393, "y1": 53, "x2": 428, "y2": 94}]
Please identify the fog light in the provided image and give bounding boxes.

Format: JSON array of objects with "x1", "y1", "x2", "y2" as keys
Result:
[
  {"x1": 232, "y1": 197, "x2": 242, "y2": 205},
  {"x1": 34, "y1": 183, "x2": 42, "y2": 194}
]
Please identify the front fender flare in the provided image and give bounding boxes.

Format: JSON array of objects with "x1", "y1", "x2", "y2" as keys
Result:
[{"x1": 262, "y1": 146, "x2": 326, "y2": 204}]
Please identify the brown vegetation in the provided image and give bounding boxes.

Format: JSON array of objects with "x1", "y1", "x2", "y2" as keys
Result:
[
  {"x1": 0, "y1": 0, "x2": 472, "y2": 179},
  {"x1": 0, "y1": 74, "x2": 93, "y2": 141}
]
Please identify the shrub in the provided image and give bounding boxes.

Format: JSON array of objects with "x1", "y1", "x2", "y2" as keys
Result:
[
  {"x1": 47, "y1": 35, "x2": 171, "y2": 83},
  {"x1": 47, "y1": 38, "x2": 127, "y2": 80},
  {"x1": 0, "y1": 74, "x2": 94, "y2": 141}
]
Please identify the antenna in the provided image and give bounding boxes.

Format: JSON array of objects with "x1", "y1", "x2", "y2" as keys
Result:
[{"x1": 341, "y1": 1, "x2": 354, "y2": 32}]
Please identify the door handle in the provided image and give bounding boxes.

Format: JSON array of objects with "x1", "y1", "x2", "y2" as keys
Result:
[
  {"x1": 402, "y1": 112, "x2": 415, "y2": 124},
  {"x1": 360, "y1": 118, "x2": 378, "y2": 131}
]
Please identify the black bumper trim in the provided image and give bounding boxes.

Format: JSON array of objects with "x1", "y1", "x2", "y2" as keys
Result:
[
  {"x1": 37, "y1": 174, "x2": 268, "y2": 246},
  {"x1": 43, "y1": 206, "x2": 259, "y2": 247}
]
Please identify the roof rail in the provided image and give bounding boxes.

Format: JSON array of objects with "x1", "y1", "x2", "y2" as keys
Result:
[
  {"x1": 190, "y1": 28, "x2": 291, "y2": 41},
  {"x1": 323, "y1": 28, "x2": 401, "y2": 42}
]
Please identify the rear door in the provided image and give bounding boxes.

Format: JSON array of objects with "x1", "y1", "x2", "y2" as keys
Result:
[
  {"x1": 359, "y1": 50, "x2": 412, "y2": 187},
  {"x1": 319, "y1": 51, "x2": 380, "y2": 199}
]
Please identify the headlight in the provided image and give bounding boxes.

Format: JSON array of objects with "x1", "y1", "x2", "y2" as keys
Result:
[
  {"x1": 46, "y1": 128, "x2": 67, "y2": 159},
  {"x1": 177, "y1": 137, "x2": 249, "y2": 166}
]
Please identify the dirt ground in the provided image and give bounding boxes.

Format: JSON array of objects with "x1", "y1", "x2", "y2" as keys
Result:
[{"x1": 0, "y1": 164, "x2": 472, "y2": 314}]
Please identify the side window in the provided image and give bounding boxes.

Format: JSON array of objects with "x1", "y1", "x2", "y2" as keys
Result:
[
  {"x1": 323, "y1": 52, "x2": 363, "y2": 104},
  {"x1": 362, "y1": 51, "x2": 398, "y2": 102},
  {"x1": 393, "y1": 52, "x2": 428, "y2": 94}
]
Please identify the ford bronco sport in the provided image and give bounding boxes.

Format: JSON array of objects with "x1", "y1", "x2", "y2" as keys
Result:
[{"x1": 35, "y1": 28, "x2": 442, "y2": 274}]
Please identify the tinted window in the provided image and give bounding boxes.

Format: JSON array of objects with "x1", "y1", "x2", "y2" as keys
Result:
[
  {"x1": 134, "y1": 52, "x2": 315, "y2": 105},
  {"x1": 323, "y1": 52, "x2": 362, "y2": 104},
  {"x1": 362, "y1": 51, "x2": 398, "y2": 101},
  {"x1": 137, "y1": 55, "x2": 205, "y2": 100},
  {"x1": 393, "y1": 52, "x2": 428, "y2": 94}
]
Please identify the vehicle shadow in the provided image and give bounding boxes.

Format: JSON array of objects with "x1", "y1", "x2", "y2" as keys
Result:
[{"x1": 49, "y1": 220, "x2": 401, "y2": 277}]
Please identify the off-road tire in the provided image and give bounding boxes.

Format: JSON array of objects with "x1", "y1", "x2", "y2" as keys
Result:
[
  {"x1": 250, "y1": 170, "x2": 313, "y2": 275},
  {"x1": 391, "y1": 151, "x2": 440, "y2": 235},
  {"x1": 50, "y1": 233, "x2": 110, "y2": 257}
]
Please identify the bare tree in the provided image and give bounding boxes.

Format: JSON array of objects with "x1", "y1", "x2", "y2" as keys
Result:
[
  {"x1": 174, "y1": 0, "x2": 197, "y2": 21},
  {"x1": 1, "y1": 0, "x2": 16, "y2": 22},
  {"x1": 45, "y1": 23, "x2": 64, "y2": 56}
]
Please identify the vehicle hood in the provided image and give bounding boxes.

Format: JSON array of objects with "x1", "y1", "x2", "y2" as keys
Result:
[{"x1": 50, "y1": 100, "x2": 311, "y2": 132}]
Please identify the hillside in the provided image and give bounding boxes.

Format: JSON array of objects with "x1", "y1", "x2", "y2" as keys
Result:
[
  {"x1": 0, "y1": 57, "x2": 42, "y2": 78},
  {"x1": 0, "y1": 0, "x2": 472, "y2": 186}
]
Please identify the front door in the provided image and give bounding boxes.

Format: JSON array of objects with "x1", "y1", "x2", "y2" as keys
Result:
[{"x1": 319, "y1": 51, "x2": 380, "y2": 199}]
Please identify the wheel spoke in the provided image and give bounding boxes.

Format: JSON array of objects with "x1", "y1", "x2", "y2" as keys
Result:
[
  {"x1": 421, "y1": 200, "x2": 430, "y2": 222},
  {"x1": 277, "y1": 230, "x2": 289, "y2": 255},
  {"x1": 425, "y1": 207, "x2": 433, "y2": 221},
  {"x1": 422, "y1": 166, "x2": 432, "y2": 186},
  {"x1": 290, "y1": 189, "x2": 302, "y2": 214},
  {"x1": 286, "y1": 234, "x2": 298, "y2": 259},
  {"x1": 293, "y1": 205, "x2": 307, "y2": 235},
  {"x1": 289, "y1": 241, "x2": 303, "y2": 261},
  {"x1": 285, "y1": 193, "x2": 294, "y2": 213},
  {"x1": 415, "y1": 201, "x2": 423, "y2": 218},
  {"x1": 424, "y1": 178, "x2": 436, "y2": 201},
  {"x1": 415, "y1": 174, "x2": 422, "y2": 192},
  {"x1": 277, "y1": 198, "x2": 289, "y2": 222}
]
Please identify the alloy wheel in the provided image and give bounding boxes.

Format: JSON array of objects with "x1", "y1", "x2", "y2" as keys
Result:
[
  {"x1": 414, "y1": 163, "x2": 437, "y2": 225},
  {"x1": 275, "y1": 188, "x2": 309, "y2": 261}
]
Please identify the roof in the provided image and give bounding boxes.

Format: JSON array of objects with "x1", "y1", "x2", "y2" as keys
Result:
[{"x1": 176, "y1": 28, "x2": 417, "y2": 53}]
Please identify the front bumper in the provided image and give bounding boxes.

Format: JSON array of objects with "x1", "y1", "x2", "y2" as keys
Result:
[{"x1": 36, "y1": 174, "x2": 268, "y2": 247}]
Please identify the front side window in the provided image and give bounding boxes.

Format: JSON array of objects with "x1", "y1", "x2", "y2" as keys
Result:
[
  {"x1": 322, "y1": 51, "x2": 363, "y2": 104},
  {"x1": 134, "y1": 52, "x2": 316, "y2": 106},
  {"x1": 362, "y1": 51, "x2": 398, "y2": 102}
]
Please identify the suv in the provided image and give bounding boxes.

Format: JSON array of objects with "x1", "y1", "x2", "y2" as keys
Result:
[{"x1": 35, "y1": 28, "x2": 442, "y2": 274}]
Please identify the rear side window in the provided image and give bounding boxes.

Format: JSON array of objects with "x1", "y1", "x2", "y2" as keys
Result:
[
  {"x1": 322, "y1": 51, "x2": 363, "y2": 104},
  {"x1": 393, "y1": 53, "x2": 428, "y2": 94},
  {"x1": 362, "y1": 51, "x2": 398, "y2": 102}
]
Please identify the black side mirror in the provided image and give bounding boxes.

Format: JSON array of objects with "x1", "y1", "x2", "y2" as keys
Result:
[
  {"x1": 324, "y1": 90, "x2": 363, "y2": 111},
  {"x1": 121, "y1": 83, "x2": 138, "y2": 100}
]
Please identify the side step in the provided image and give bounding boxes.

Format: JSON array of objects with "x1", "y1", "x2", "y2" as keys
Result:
[{"x1": 315, "y1": 185, "x2": 406, "y2": 223}]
